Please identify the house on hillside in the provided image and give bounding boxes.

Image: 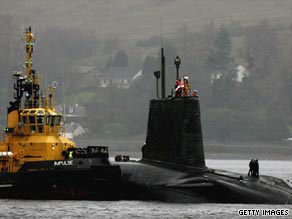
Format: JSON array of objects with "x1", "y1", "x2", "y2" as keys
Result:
[
  {"x1": 210, "y1": 65, "x2": 249, "y2": 83},
  {"x1": 233, "y1": 65, "x2": 249, "y2": 82},
  {"x1": 56, "y1": 104, "x2": 88, "y2": 139},
  {"x1": 73, "y1": 65, "x2": 142, "y2": 89},
  {"x1": 102, "y1": 66, "x2": 142, "y2": 89},
  {"x1": 72, "y1": 66, "x2": 102, "y2": 88}
]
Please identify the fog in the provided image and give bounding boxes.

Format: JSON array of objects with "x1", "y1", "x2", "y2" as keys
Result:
[{"x1": 0, "y1": 0, "x2": 292, "y2": 157}]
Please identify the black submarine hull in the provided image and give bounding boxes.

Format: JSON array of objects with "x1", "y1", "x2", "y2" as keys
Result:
[
  {"x1": 117, "y1": 159, "x2": 292, "y2": 204},
  {"x1": 121, "y1": 94, "x2": 291, "y2": 204},
  {"x1": 0, "y1": 158, "x2": 121, "y2": 200}
]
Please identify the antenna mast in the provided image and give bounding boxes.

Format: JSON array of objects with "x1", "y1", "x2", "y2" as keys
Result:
[
  {"x1": 160, "y1": 17, "x2": 166, "y2": 98},
  {"x1": 24, "y1": 26, "x2": 35, "y2": 78}
]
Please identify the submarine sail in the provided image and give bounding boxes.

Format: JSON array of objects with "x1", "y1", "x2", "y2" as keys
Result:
[{"x1": 144, "y1": 98, "x2": 205, "y2": 167}]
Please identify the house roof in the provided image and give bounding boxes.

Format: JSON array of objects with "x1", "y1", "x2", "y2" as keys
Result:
[
  {"x1": 74, "y1": 66, "x2": 97, "y2": 74},
  {"x1": 103, "y1": 66, "x2": 139, "y2": 79}
]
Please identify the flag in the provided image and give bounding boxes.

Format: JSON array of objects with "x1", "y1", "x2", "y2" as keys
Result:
[{"x1": 175, "y1": 79, "x2": 184, "y2": 91}]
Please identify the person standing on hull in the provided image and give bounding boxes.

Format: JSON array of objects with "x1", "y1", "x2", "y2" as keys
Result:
[
  {"x1": 248, "y1": 159, "x2": 254, "y2": 176},
  {"x1": 254, "y1": 159, "x2": 259, "y2": 177},
  {"x1": 248, "y1": 159, "x2": 259, "y2": 177}
]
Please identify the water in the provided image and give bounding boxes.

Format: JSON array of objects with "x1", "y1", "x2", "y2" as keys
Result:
[
  {"x1": 0, "y1": 160, "x2": 292, "y2": 219},
  {"x1": 3, "y1": 200, "x2": 290, "y2": 219}
]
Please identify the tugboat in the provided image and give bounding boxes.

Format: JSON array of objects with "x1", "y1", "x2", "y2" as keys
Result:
[
  {"x1": 116, "y1": 49, "x2": 292, "y2": 204},
  {"x1": 0, "y1": 27, "x2": 121, "y2": 199}
]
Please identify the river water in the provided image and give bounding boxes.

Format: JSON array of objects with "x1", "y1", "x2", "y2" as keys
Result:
[{"x1": 0, "y1": 159, "x2": 292, "y2": 219}]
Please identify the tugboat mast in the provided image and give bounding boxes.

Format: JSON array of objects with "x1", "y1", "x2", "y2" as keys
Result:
[
  {"x1": 24, "y1": 26, "x2": 35, "y2": 79},
  {"x1": 11, "y1": 26, "x2": 41, "y2": 111}
]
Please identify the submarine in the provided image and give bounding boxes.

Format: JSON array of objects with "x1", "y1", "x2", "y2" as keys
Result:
[
  {"x1": 115, "y1": 49, "x2": 292, "y2": 204},
  {"x1": 0, "y1": 27, "x2": 121, "y2": 200}
]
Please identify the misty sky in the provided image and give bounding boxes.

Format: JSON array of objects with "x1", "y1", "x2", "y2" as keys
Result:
[{"x1": 1, "y1": 0, "x2": 291, "y2": 41}]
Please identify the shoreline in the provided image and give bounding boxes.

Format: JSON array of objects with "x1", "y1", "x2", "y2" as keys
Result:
[{"x1": 74, "y1": 137, "x2": 292, "y2": 161}]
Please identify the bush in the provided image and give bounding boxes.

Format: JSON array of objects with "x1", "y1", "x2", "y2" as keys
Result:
[{"x1": 100, "y1": 123, "x2": 130, "y2": 137}]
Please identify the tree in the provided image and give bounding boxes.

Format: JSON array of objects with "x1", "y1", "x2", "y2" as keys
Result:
[
  {"x1": 206, "y1": 25, "x2": 234, "y2": 76},
  {"x1": 243, "y1": 20, "x2": 282, "y2": 106},
  {"x1": 205, "y1": 25, "x2": 236, "y2": 108},
  {"x1": 104, "y1": 56, "x2": 113, "y2": 71},
  {"x1": 112, "y1": 50, "x2": 129, "y2": 67}
]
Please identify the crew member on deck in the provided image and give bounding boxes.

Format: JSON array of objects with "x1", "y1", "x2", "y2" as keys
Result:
[
  {"x1": 69, "y1": 150, "x2": 73, "y2": 159},
  {"x1": 192, "y1": 90, "x2": 198, "y2": 98},
  {"x1": 248, "y1": 159, "x2": 254, "y2": 176},
  {"x1": 175, "y1": 79, "x2": 182, "y2": 97},
  {"x1": 248, "y1": 159, "x2": 259, "y2": 177},
  {"x1": 254, "y1": 159, "x2": 259, "y2": 177},
  {"x1": 183, "y1": 77, "x2": 190, "y2": 97}
]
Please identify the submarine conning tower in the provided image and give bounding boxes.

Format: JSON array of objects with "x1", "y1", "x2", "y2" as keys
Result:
[{"x1": 142, "y1": 51, "x2": 206, "y2": 168}]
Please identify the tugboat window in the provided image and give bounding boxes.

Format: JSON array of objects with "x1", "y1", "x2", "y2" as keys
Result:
[
  {"x1": 55, "y1": 116, "x2": 61, "y2": 125},
  {"x1": 37, "y1": 110, "x2": 44, "y2": 114},
  {"x1": 50, "y1": 116, "x2": 55, "y2": 126},
  {"x1": 29, "y1": 116, "x2": 36, "y2": 124},
  {"x1": 30, "y1": 125, "x2": 36, "y2": 133},
  {"x1": 37, "y1": 116, "x2": 44, "y2": 133},
  {"x1": 46, "y1": 115, "x2": 51, "y2": 125},
  {"x1": 22, "y1": 116, "x2": 28, "y2": 124},
  {"x1": 37, "y1": 116, "x2": 44, "y2": 125}
]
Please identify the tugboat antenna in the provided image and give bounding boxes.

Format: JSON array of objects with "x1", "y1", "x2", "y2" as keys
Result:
[{"x1": 25, "y1": 26, "x2": 35, "y2": 78}]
